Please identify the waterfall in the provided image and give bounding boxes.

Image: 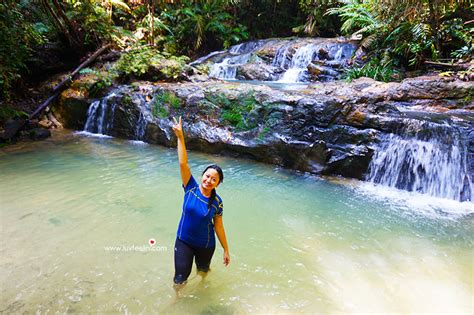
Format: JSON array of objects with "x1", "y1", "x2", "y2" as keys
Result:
[
  {"x1": 208, "y1": 40, "x2": 268, "y2": 80},
  {"x1": 329, "y1": 44, "x2": 354, "y2": 62},
  {"x1": 83, "y1": 93, "x2": 118, "y2": 135},
  {"x1": 277, "y1": 44, "x2": 316, "y2": 83},
  {"x1": 367, "y1": 120, "x2": 472, "y2": 202},
  {"x1": 194, "y1": 38, "x2": 357, "y2": 82},
  {"x1": 135, "y1": 111, "x2": 148, "y2": 140},
  {"x1": 272, "y1": 41, "x2": 293, "y2": 69},
  {"x1": 209, "y1": 53, "x2": 252, "y2": 79},
  {"x1": 276, "y1": 42, "x2": 356, "y2": 83},
  {"x1": 189, "y1": 50, "x2": 226, "y2": 67}
]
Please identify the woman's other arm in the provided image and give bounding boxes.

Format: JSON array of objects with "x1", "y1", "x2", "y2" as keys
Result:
[
  {"x1": 172, "y1": 116, "x2": 191, "y2": 186},
  {"x1": 214, "y1": 215, "x2": 230, "y2": 266}
]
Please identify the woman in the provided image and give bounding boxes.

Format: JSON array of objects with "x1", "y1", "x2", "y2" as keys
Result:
[{"x1": 172, "y1": 116, "x2": 230, "y2": 290}]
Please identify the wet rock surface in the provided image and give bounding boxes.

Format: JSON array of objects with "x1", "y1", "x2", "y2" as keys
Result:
[{"x1": 56, "y1": 75, "x2": 473, "y2": 182}]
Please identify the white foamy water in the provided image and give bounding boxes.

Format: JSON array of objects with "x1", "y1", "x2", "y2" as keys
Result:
[
  {"x1": 357, "y1": 182, "x2": 474, "y2": 219},
  {"x1": 74, "y1": 131, "x2": 113, "y2": 138},
  {"x1": 0, "y1": 130, "x2": 472, "y2": 313}
]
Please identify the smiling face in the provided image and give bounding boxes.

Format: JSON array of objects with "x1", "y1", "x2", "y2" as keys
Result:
[{"x1": 201, "y1": 168, "x2": 220, "y2": 192}]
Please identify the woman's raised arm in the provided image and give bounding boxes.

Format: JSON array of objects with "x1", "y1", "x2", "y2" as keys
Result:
[{"x1": 172, "y1": 116, "x2": 191, "y2": 186}]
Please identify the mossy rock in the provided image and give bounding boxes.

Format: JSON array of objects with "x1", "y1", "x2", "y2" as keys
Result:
[{"x1": 55, "y1": 89, "x2": 91, "y2": 129}]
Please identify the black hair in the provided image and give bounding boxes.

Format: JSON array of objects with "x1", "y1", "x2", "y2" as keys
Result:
[{"x1": 202, "y1": 164, "x2": 223, "y2": 210}]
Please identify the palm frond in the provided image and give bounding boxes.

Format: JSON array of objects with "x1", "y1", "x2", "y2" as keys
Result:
[
  {"x1": 110, "y1": 0, "x2": 131, "y2": 13},
  {"x1": 360, "y1": 33, "x2": 378, "y2": 49}
]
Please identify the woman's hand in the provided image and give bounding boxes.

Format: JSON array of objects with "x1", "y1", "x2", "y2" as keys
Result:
[
  {"x1": 223, "y1": 250, "x2": 230, "y2": 266},
  {"x1": 172, "y1": 116, "x2": 183, "y2": 139}
]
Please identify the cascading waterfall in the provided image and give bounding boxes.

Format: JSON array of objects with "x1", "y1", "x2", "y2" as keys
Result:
[
  {"x1": 209, "y1": 54, "x2": 251, "y2": 79},
  {"x1": 209, "y1": 41, "x2": 267, "y2": 80},
  {"x1": 272, "y1": 41, "x2": 294, "y2": 69},
  {"x1": 83, "y1": 91, "x2": 151, "y2": 141},
  {"x1": 276, "y1": 43, "x2": 355, "y2": 82},
  {"x1": 277, "y1": 44, "x2": 316, "y2": 83},
  {"x1": 367, "y1": 120, "x2": 472, "y2": 202},
  {"x1": 198, "y1": 38, "x2": 357, "y2": 82},
  {"x1": 83, "y1": 93, "x2": 117, "y2": 135}
]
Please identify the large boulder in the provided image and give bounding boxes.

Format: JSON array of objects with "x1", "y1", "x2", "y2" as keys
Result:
[{"x1": 55, "y1": 88, "x2": 91, "y2": 129}]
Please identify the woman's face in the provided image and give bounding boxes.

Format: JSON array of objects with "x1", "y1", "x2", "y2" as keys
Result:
[{"x1": 201, "y1": 168, "x2": 220, "y2": 191}]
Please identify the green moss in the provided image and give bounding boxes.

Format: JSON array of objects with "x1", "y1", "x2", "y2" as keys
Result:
[
  {"x1": 204, "y1": 91, "x2": 259, "y2": 131},
  {"x1": 121, "y1": 94, "x2": 133, "y2": 107},
  {"x1": 161, "y1": 91, "x2": 181, "y2": 110},
  {"x1": 151, "y1": 90, "x2": 181, "y2": 119},
  {"x1": 151, "y1": 96, "x2": 169, "y2": 119},
  {"x1": 256, "y1": 126, "x2": 271, "y2": 142}
]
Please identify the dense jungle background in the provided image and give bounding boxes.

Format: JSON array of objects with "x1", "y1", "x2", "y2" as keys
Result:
[{"x1": 1, "y1": 0, "x2": 472, "y2": 117}]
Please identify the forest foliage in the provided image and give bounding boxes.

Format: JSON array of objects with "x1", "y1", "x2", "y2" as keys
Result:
[{"x1": 0, "y1": 0, "x2": 472, "y2": 100}]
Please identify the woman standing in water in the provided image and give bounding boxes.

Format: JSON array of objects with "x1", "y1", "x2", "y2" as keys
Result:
[{"x1": 172, "y1": 116, "x2": 230, "y2": 291}]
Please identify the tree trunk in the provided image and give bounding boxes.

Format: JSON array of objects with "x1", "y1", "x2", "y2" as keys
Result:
[
  {"x1": 41, "y1": 0, "x2": 73, "y2": 46},
  {"x1": 50, "y1": 0, "x2": 82, "y2": 49},
  {"x1": 427, "y1": 0, "x2": 441, "y2": 58},
  {"x1": 148, "y1": 0, "x2": 155, "y2": 46}
]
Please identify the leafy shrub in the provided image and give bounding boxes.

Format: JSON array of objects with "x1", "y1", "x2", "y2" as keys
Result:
[
  {"x1": 81, "y1": 46, "x2": 189, "y2": 96},
  {"x1": 344, "y1": 57, "x2": 400, "y2": 82},
  {"x1": 79, "y1": 68, "x2": 115, "y2": 97},
  {"x1": 0, "y1": 106, "x2": 28, "y2": 125},
  {"x1": 161, "y1": 0, "x2": 248, "y2": 55},
  {"x1": 113, "y1": 45, "x2": 189, "y2": 81},
  {"x1": 67, "y1": 1, "x2": 114, "y2": 47},
  {"x1": 0, "y1": 1, "x2": 46, "y2": 100},
  {"x1": 328, "y1": 0, "x2": 473, "y2": 70}
]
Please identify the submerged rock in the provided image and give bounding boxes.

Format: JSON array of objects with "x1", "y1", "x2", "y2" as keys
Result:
[
  {"x1": 0, "y1": 119, "x2": 25, "y2": 142},
  {"x1": 29, "y1": 128, "x2": 51, "y2": 140}
]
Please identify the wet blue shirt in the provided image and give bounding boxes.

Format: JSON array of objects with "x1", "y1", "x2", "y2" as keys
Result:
[{"x1": 177, "y1": 175, "x2": 223, "y2": 248}]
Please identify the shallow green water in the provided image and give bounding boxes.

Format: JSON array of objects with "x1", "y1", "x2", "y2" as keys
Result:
[{"x1": 0, "y1": 130, "x2": 472, "y2": 313}]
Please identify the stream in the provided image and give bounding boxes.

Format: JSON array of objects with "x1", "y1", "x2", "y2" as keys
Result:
[{"x1": 0, "y1": 130, "x2": 472, "y2": 313}]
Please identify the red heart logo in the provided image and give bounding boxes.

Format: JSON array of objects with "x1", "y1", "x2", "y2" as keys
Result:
[{"x1": 149, "y1": 238, "x2": 156, "y2": 246}]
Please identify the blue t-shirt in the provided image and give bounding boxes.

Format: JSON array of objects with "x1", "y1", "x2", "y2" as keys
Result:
[{"x1": 177, "y1": 175, "x2": 223, "y2": 248}]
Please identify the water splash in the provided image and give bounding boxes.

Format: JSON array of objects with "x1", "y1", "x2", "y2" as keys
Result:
[{"x1": 272, "y1": 41, "x2": 294, "y2": 69}]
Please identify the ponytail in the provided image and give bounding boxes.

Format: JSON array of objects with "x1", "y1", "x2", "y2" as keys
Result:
[{"x1": 207, "y1": 189, "x2": 216, "y2": 210}]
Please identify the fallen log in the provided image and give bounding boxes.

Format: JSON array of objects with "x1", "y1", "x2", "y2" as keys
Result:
[
  {"x1": 29, "y1": 43, "x2": 112, "y2": 120},
  {"x1": 424, "y1": 61, "x2": 471, "y2": 71},
  {"x1": 0, "y1": 44, "x2": 111, "y2": 142}
]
